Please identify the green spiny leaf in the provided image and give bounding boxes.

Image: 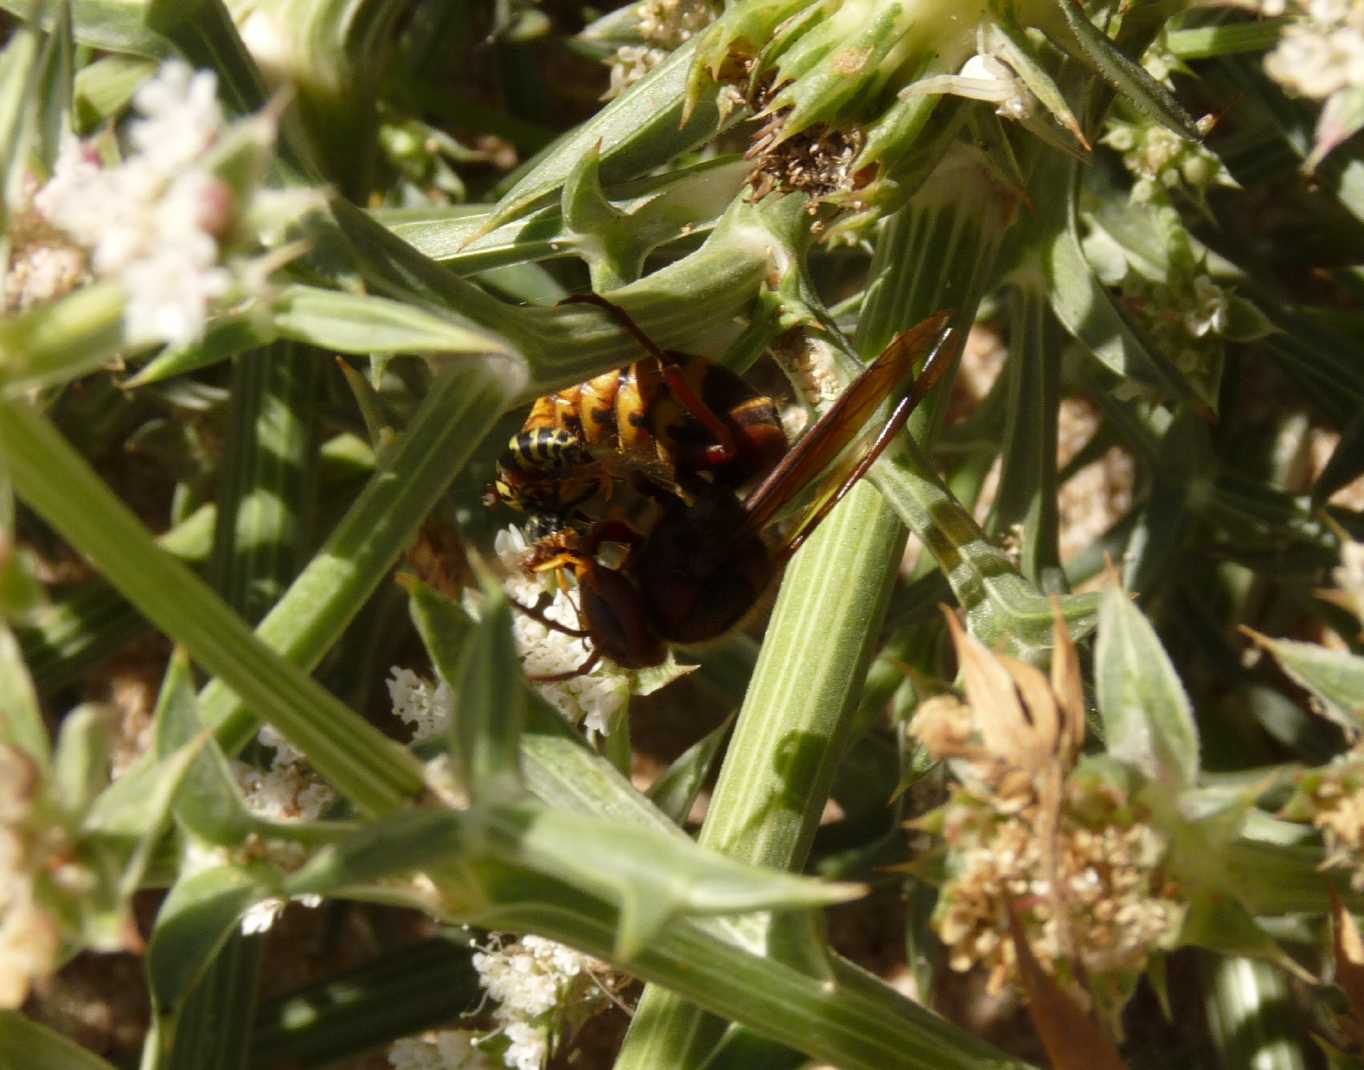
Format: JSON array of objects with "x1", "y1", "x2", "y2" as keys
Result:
[
  {"x1": 497, "y1": 804, "x2": 865, "y2": 959},
  {"x1": 1051, "y1": 0, "x2": 1201, "y2": 141},
  {"x1": 286, "y1": 809, "x2": 464, "y2": 895},
  {"x1": 488, "y1": 36, "x2": 727, "y2": 234},
  {"x1": 272, "y1": 285, "x2": 511, "y2": 356},
  {"x1": 1247, "y1": 630, "x2": 1364, "y2": 733},
  {"x1": 1095, "y1": 581, "x2": 1200, "y2": 786}
]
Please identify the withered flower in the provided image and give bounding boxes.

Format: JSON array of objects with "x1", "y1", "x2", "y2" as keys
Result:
[{"x1": 913, "y1": 608, "x2": 1182, "y2": 1019}]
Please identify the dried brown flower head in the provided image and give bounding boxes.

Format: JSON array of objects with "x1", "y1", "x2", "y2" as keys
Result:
[
  {"x1": 746, "y1": 116, "x2": 868, "y2": 206},
  {"x1": 913, "y1": 609, "x2": 1182, "y2": 1016},
  {"x1": 1295, "y1": 739, "x2": 1364, "y2": 890}
]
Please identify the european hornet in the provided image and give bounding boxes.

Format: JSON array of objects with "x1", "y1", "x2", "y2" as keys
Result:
[
  {"x1": 493, "y1": 307, "x2": 957, "y2": 680},
  {"x1": 483, "y1": 293, "x2": 789, "y2": 524}
]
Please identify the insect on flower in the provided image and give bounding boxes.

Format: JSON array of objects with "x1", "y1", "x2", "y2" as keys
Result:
[
  {"x1": 491, "y1": 304, "x2": 957, "y2": 680},
  {"x1": 482, "y1": 293, "x2": 790, "y2": 525}
]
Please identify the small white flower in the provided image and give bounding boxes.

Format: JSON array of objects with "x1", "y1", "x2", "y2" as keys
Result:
[
  {"x1": 605, "y1": 45, "x2": 668, "y2": 100},
  {"x1": 121, "y1": 247, "x2": 233, "y2": 347},
  {"x1": 1264, "y1": 0, "x2": 1364, "y2": 98},
  {"x1": 605, "y1": 0, "x2": 715, "y2": 98},
  {"x1": 239, "y1": 891, "x2": 323, "y2": 936},
  {"x1": 471, "y1": 935, "x2": 607, "y2": 1070},
  {"x1": 127, "y1": 61, "x2": 223, "y2": 169},
  {"x1": 495, "y1": 527, "x2": 632, "y2": 735},
  {"x1": 232, "y1": 755, "x2": 336, "y2": 824},
  {"x1": 30, "y1": 60, "x2": 285, "y2": 347},
  {"x1": 1102, "y1": 115, "x2": 1232, "y2": 201},
  {"x1": 1185, "y1": 275, "x2": 1230, "y2": 338},
  {"x1": 226, "y1": 726, "x2": 334, "y2": 934},
  {"x1": 473, "y1": 935, "x2": 599, "y2": 1018},
  {"x1": 502, "y1": 1021, "x2": 548, "y2": 1070},
  {"x1": 388, "y1": 667, "x2": 455, "y2": 743},
  {"x1": 258, "y1": 723, "x2": 306, "y2": 768},
  {"x1": 239, "y1": 896, "x2": 287, "y2": 935},
  {"x1": 636, "y1": 0, "x2": 714, "y2": 48}
]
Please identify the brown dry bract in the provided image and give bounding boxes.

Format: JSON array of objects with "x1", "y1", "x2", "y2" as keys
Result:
[{"x1": 1009, "y1": 908, "x2": 1128, "y2": 1070}]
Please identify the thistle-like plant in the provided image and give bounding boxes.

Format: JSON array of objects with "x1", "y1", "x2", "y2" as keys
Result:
[{"x1": 0, "y1": 0, "x2": 1362, "y2": 1068}]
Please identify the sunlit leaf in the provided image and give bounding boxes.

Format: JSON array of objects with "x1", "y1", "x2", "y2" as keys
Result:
[
  {"x1": 1095, "y1": 582, "x2": 1200, "y2": 787},
  {"x1": 146, "y1": 865, "x2": 272, "y2": 1013},
  {"x1": 1246, "y1": 629, "x2": 1364, "y2": 733}
]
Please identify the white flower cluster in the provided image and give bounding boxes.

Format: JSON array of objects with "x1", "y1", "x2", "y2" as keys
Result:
[
  {"x1": 606, "y1": 0, "x2": 716, "y2": 99},
  {"x1": 34, "y1": 62, "x2": 263, "y2": 347},
  {"x1": 3, "y1": 173, "x2": 87, "y2": 312},
  {"x1": 1184, "y1": 274, "x2": 1232, "y2": 339},
  {"x1": 1082, "y1": 198, "x2": 1234, "y2": 405},
  {"x1": 493, "y1": 527, "x2": 631, "y2": 738},
  {"x1": 933, "y1": 790, "x2": 1184, "y2": 1002},
  {"x1": 388, "y1": 666, "x2": 456, "y2": 743},
  {"x1": 1119, "y1": 268, "x2": 1231, "y2": 403},
  {"x1": 1264, "y1": 0, "x2": 1364, "y2": 99},
  {"x1": 230, "y1": 727, "x2": 335, "y2": 935},
  {"x1": 233, "y1": 726, "x2": 337, "y2": 825},
  {"x1": 472, "y1": 935, "x2": 604, "y2": 1070},
  {"x1": 388, "y1": 1030, "x2": 495, "y2": 1070}
]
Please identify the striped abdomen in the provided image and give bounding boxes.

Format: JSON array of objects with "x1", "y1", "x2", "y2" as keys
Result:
[{"x1": 491, "y1": 353, "x2": 786, "y2": 514}]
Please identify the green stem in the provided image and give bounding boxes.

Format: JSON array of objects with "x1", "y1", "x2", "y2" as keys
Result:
[
  {"x1": 160, "y1": 341, "x2": 319, "y2": 1069},
  {"x1": 0, "y1": 395, "x2": 423, "y2": 815},
  {"x1": 210, "y1": 341, "x2": 318, "y2": 624},
  {"x1": 1, "y1": 355, "x2": 515, "y2": 820},
  {"x1": 616, "y1": 175, "x2": 970, "y2": 1070},
  {"x1": 862, "y1": 153, "x2": 1098, "y2": 654},
  {"x1": 89, "y1": 356, "x2": 510, "y2": 829},
  {"x1": 195, "y1": 360, "x2": 514, "y2": 754},
  {"x1": 618, "y1": 484, "x2": 907, "y2": 1068},
  {"x1": 993, "y1": 287, "x2": 1062, "y2": 589}
]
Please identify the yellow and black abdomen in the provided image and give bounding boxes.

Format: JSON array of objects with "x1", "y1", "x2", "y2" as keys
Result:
[
  {"x1": 572, "y1": 361, "x2": 663, "y2": 460},
  {"x1": 488, "y1": 354, "x2": 787, "y2": 516},
  {"x1": 647, "y1": 353, "x2": 786, "y2": 488}
]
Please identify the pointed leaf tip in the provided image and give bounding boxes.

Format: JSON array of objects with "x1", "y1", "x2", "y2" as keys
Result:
[{"x1": 1095, "y1": 580, "x2": 1199, "y2": 786}]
